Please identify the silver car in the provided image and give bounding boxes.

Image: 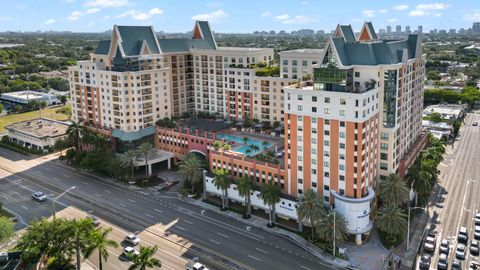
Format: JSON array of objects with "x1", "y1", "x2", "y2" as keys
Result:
[
  {"x1": 456, "y1": 244, "x2": 466, "y2": 260},
  {"x1": 32, "y1": 192, "x2": 47, "y2": 202},
  {"x1": 475, "y1": 226, "x2": 480, "y2": 239},
  {"x1": 124, "y1": 234, "x2": 140, "y2": 245},
  {"x1": 437, "y1": 253, "x2": 448, "y2": 269}
]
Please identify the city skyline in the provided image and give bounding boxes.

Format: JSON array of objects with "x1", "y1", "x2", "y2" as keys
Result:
[{"x1": 1, "y1": 0, "x2": 479, "y2": 33}]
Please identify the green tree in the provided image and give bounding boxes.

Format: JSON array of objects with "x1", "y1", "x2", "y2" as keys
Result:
[
  {"x1": 245, "y1": 148, "x2": 252, "y2": 156},
  {"x1": 178, "y1": 153, "x2": 204, "y2": 194},
  {"x1": 84, "y1": 227, "x2": 118, "y2": 270},
  {"x1": 213, "y1": 169, "x2": 231, "y2": 210},
  {"x1": 315, "y1": 209, "x2": 348, "y2": 244},
  {"x1": 242, "y1": 136, "x2": 249, "y2": 145},
  {"x1": 137, "y1": 142, "x2": 154, "y2": 179},
  {"x1": 378, "y1": 173, "x2": 409, "y2": 206},
  {"x1": 375, "y1": 203, "x2": 408, "y2": 236},
  {"x1": 260, "y1": 181, "x2": 280, "y2": 227},
  {"x1": 66, "y1": 120, "x2": 85, "y2": 152},
  {"x1": 74, "y1": 219, "x2": 95, "y2": 270},
  {"x1": 59, "y1": 95, "x2": 68, "y2": 105},
  {"x1": 0, "y1": 103, "x2": 3, "y2": 114},
  {"x1": 128, "y1": 245, "x2": 161, "y2": 270},
  {"x1": 0, "y1": 216, "x2": 14, "y2": 244},
  {"x1": 452, "y1": 120, "x2": 461, "y2": 138},
  {"x1": 120, "y1": 150, "x2": 137, "y2": 182},
  {"x1": 429, "y1": 112, "x2": 443, "y2": 123},
  {"x1": 223, "y1": 143, "x2": 232, "y2": 151},
  {"x1": 297, "y1": 189, "x2": 325, "y2": 241},
  {"x1": 212, "y1": 141, "x2": 222, "y2": 151},
  {"x1": 262, "y1": 140, "x2": 269, "y2": 150},
  {"x1": 427, "y1": 70, "x2": 441, "y2": 80},
  {"x1": 237, "y1": 176, "x2": 253, "y2": 218},
  {"x1": 56, "y1": 104, "x2": 72, "y2": 119}
]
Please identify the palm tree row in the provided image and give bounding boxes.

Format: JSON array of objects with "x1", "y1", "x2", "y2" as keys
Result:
[
  {"x1": 119, "y1": 142, "x2": 155, "y2": 181},
  {"x1": 178, "y1": 152, "x2": 205, "y2": 195},
  {"x1": 16, "y1": 218, "x2": 161, "y2": 270}
]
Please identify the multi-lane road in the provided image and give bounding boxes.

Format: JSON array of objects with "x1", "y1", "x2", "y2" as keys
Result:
[
  {"x1": 421, "y1": 110, "x2": 480, "y2": 269},
  {"x1": 0, "y1": 147, "x2": 340, "y2": 270}
]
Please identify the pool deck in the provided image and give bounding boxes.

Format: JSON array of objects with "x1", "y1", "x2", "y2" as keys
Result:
[{"x1": 217, "y1": 131, "x2": 284, "y2": 157}]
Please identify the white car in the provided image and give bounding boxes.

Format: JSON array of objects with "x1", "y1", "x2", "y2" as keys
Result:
[
  {"x1": 186, "y1": 261, "x2": 209, "y2": 270},
  {"x1": 470, "y1": 261, "x2": 480, "y2": 270},
  {"x1": 122, "y1": 246, "x2": 139, "y2": 259},
  {"x1": 475, "y1": 226, "x2": 480, "y2": 239},
  {"x1": 456, "y1": 244, "x2": 466, "y2": 260},
  {"x1": 437, "y1": 253, "x2": 448, "y2": 270},
  {"x1": 32, "y1": 192, "x2": 47, "y2": 202},
  {"x1": 424, "y1": 233, "x2": 436, "y2": 252},
  {"x1": 475, "y1": 213, "x2": 480, "y2": 226},
  {"x1": 124, "y1": 234, "x2": 140, "y2": 245}
]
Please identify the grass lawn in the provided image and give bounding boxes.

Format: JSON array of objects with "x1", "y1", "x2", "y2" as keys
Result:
[{"x1": 0, "y1": 107, "x2": 69, "y2": 132}]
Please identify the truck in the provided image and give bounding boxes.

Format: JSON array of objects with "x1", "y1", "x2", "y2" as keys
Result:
[{"x1": 186, "y1": 261, "x2": 209, "y2": 270}]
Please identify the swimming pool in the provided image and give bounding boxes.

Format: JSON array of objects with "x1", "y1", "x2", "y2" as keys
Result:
[{"x1": 216, "y1": 134, "x2": 271, "y2": 156}]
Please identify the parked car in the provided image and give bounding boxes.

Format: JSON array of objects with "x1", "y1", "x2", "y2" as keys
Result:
[
  {"x1": 87, "y1": 214, "x2": 100, "y2": 226},
  {"x1": 424, "y1": 232, "x2": 437, "y2": 252},
  {"x1": 122, "y1": 246, "x2": 139, "y2": 259},
  {"x1": 459, "y1": 227, "x2": 469, "y2": 243},
  {"x1": 419, "y1": 254, "x2": 431, "y2": 269},
  {"x1": 475, "y1": 212, "x2": 480, "y2": 226},
  {"x1": 437, "y1": 253, "x2": 448, "y2": 269},
  {"x1": 439, "y1": 239, "x2": 450, "y2": 254},
  {"x1": 32, "y1": 192, "x2": 47, "y2": 202},
  {"x1": 471, "y1": 239, "x2": 480, "y2": 255},
  {"x1": 0, "y1": 252, "x2": 8, "y2": 262},
  {"x1": 124, "y1": 234, "x2": 140, "y2": 245},
  {"x1": 470, "y1": 261, "x2": 480, "y2": 270},
  {"x1": 186, "y1": 261, "x2": 209, "y2": 270},
  {"x1": 456, "y1": 244, "x2": 467, "y2": 259},
  {"x1": 452, "y1": 259, "x2": 462, "y2": 270},
  {"x1": 473, "y1": 121, "x2": 479, "y2": 126},
  {"x1": 475, "y1": 225, "x2": 480, "y2": 239}
]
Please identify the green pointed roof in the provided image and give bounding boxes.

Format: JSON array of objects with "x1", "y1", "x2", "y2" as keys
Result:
[
  {"x1": 94, "y1": 40, "x2": 111, "y2": 55},
  {"x1": 158, "y1": 21, "x2": 216, "y2": 53}
]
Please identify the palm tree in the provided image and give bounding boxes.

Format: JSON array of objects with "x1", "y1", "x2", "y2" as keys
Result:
[
  {"x1": 237, "y1": 176, "x2": 253, "y2": 218},
  {"x1": 178, "y1": 153, "x2": 204, "y2": 194},
  {"x1": 138, "y1": 142, "x2": 154, "y2": 178},
  {"x1": 262, "y1": 140, "x2": 269, "y2": 150},
  {"x1": 213, "y1": 169, "x2": 231, "y2": 210},
  {"x1": 421, "y1": 147, "x2": 443, "y2": 164},
  {"x1": 212, "y1": 141, "x2": 222, "y2": 151},
  {"x1": 128, "y1": 245, "x2": 161, "y2": 270},
  {"x1": 245, "y1": 148, "x2": 252, "y2": 156},
  {"x1": 260, "y1": 181, "x2": 280, "y2": 227},
  {"x1": 379, "y1": 173, "x2": 409, "y2": 206},
  {"x1": 74, "y1": 219, "x2": 95, "y2": 270},
  {"x1": 248, "y1": 144, "x2": 260, "y2": 155},
  {"x1": 315, "y1": 209, "x2": 348, "y2": 243},
  {"x1": 375, "y1": 203, "x2": 408, "y2": 236},
  {"x1": 66, "y1": 120, "x2": 85, "y2": 152},
  {"x1": 242, "y1": 136, "x2": 249, "y2": 145},
  {"x1": 223, "y1": 143, "x2": 232, "y2": 151},
  {"x1": 406, "y1": 163, "x2": 433, "y2": 204},
  {"x1": 120, "y1": 150, "x2": 138, "y2": 182},
  {"x1": 84, "y1": 228, "x2": 118, "y2": 270},
  {"x1": 297, "y1": 189, "x2": 325, "y2": 241}
]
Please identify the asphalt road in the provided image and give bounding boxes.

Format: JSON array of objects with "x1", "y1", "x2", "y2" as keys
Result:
[
  {"x1": 0, "y1": 147, "x2": 340, "y2": 270},
  {"x1": 421, "y1": 110, "x2": 480, "y2": 269}
]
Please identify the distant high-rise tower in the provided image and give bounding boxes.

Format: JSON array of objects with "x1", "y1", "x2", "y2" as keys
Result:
[
  {"x1": 473, "y1": 22, "x2": 480, "y2": 34},
  {"x1": 396, "y1": 25, "x2": 402, "y2": 33},
  {"x1": 405, "y1": 26, "x2": 411, "y2": 34},
  {"x1": 418, "y1": 25, "x2": 423, "y2": 33},
  {"x1": 387, "y1": 25, "x2": 392, "y2": 34}
]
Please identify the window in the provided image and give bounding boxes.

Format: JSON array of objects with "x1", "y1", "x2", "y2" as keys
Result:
[
  {"x1": 324, "y1": 151, "x2": 330, "y2": 157},
  {"x1": 298, "y1": 115, "x2": 303, "y2": 121},
  {"x1": 324, "y1": 108, "x2": 330, "y2": 114},
  {"x1": 312, "y1": 127, "x2": 317, "y2": 134},
  {"x1": 380, "y1": 153, "x2": 388, "y2": 160},
  {"x1": 339, "y1": 164, "x2": 345, "y2": 170},
  {"x1": 312, "y1": 169, "x2": 317, "y2": 175},
  {"x1": 381, "y1": 132, "x2": 389, "y2": 140},
  {"x1": 312, "y1": 107, "x2": 317, "y2": 113},
  {"x1": 298, "y1": 156, "x2": 303, "y2": 161},
  {"x1": 325, "y1": 97, "x2": 330, "y2": 103},
  {"x1": 381, "y1": 143, "x2": 388, "y2": 150},
  {"x1": 302, "y1": 60, "x2": 308, "y2": 66},
  {"x1": 324, "y1": 172, "x2": 330, "y2": 177},
  {"x1": 340, "y1": 143, "x2": 345, "y2": 149},
  {"x1": 292, "y1": 60, "x2": 298, "y2": 66},
  {"x1": 298, "y1": 136, "x2": 303, "y2": 141},
  {"x1": 340, "y1": 98, "x2": 346, "y2": 105},
  {"x1": 283, "y1": 60, "x2": 288, "y2": 66},
  {"x1": 312, "y1": 182, "x2": 317, "y2": 188},
  {"x1": 298, "y1": 178, "x2": 303, "y2": 184},
  {"x1": 312, "y1": 96, "x2": 317, "y2": 102},
  {"x1": 298, "y1": 166, "x2": 303, "y2": 171},
  {"x1": 312, "y1": 148, "x2": 317, "y2": 154},
  {"x1": 324, "y1": 185, "x2": 330, "y2": 191},
  {"x1": 298, "y1": 126, "x2": 303, "y2": 131},
  {"x1": 339, "y1": 153, "x2": 345, "y2": 160},
  {"x1": 298, "y1": 95, "x2": 303, "y2": 100},
  {"x1": 312, "y1": 138, "x2": 317, "y2": 144},
  {"x1": 340, "y1": 110, "x2": 345, "y2": 116},
  {"x1": 298, "y1": 105, "x2": 303, "y2": 111},
  {"x1": 324, "y1": 130, "x2": 330, "y2": 136},
  {"x1": 312, "y1": 159, "x2": 317, "y2": 164},
  {"x1": 324, "y1": 161, "x2": 329, "y2": 167},
  {"x1": 355, "y1": 72, "x2": 360, "y2": 77},
  {"x1": 312, "y1": 117, "x2": 317, "y2": 123},
  {"x1": 340, "y1": 132, "x2": 345, "y2": 138},
  {"x1": 380, "y1": 163, "x2": 388, "y2": 170},
  {"x1": 325, "y1": 119, "x2": 330, "y2": 125},
  {"x1": 340, "y1": 121, "x2": 345, "y2": 127},
  {"x1": 339, "y1": 175, "x2": 345, "y2": 181},
  {"x1": 324, "y1": 140, "x2": 330, "y2": 146}
]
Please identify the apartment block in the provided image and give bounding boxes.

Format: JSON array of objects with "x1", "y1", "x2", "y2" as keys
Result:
[{"x1": 280, "y1": 49, "x2": 323, "y2": 79}]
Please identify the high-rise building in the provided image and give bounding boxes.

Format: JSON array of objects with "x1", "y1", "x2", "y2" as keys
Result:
[
  {"x1": 284, "y1": 22, "x2": 424, "y2": 243},
  {"x1": 418, "y1": 25, "x2": 423, "y2": 33},
  {"x1": 473, "y1": 22, "x2": 480, "y2": 34},
  {"x1": 280, "y1": 49, "x2": 323, "y2": 80},
  {"x1": 386, "y1": 25, "x2": 392, "y2": 34},
  {"x1": 405, "y1": 26, "x2": 411, "y2": 34},
  {"x1": 396, "y1": 25, "x2": 402, "y2": 33}
]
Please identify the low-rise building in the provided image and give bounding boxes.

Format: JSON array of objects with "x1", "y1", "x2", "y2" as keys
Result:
[
  {"x1": 5, "y1": 118, "x2": 69, "y2": 151},
  {"x1": 423, "y1": 103, "x2": 466, "y2": 121},
  {"x1": 0, "y1": 90, "x2": 59, "y2": 105}
]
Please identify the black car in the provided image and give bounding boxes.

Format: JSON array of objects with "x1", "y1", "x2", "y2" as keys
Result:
[
  {"x1": 471, "y1": 239, "x2": 479, "y2": 255},
  {"x1": 439, "y1": 239, "x2": 450, "y2": 254},
  {"x1": 459, "y1": 227, "x2": 469, "y2": 243},
  {"x1": 419, "y1": 254, "x2": 431, "y2": 269}
]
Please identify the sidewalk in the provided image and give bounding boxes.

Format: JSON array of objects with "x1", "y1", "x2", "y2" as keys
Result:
[
  {"x1": 180, "y1": 196, "x2": 351, "y2": 269},
  {"x1": 342, "y1": 231, "x2": 388, "y2": 270}
]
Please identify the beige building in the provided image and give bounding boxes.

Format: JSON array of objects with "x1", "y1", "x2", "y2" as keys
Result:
[
  {"x1": 5, "y1": 118, "x2": 69, "y2": 151},
  {"x1": 280, "y1": 49, "x2": 323, "y2": 79}
]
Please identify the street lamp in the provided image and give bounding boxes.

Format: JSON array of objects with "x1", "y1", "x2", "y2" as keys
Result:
[
  {"x1": 49, "y1": 186, "x2": 77, "y2": 219},
  {"x1": 407, "y1": 204, "x2": 424, "y2": 251}
]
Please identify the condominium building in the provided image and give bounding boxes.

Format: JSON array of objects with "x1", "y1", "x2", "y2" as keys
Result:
[
  {"x1": 284, "y1": 22, "x2": 424, "y2": 242},
  {"x1": 280, "y1": 49, "x2": 323, "y2": 79}
]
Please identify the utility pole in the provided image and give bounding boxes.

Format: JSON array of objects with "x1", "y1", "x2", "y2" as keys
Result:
[{"x1": 333, "y1": 209, "x2": 336, "y2": 257}]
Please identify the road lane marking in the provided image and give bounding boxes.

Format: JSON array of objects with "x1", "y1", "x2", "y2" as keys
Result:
[
  {"x1": 128, "y1": 199, "x2": 136, "y2": 203},
  {"x1": 248, "y1": 255, "x2": 261, "y2": 261},
  {"x1": 0, "y1": 195, "x2": 7, "y2": 200},
  {"x1": 11, "y1": 191, "x2": 20, "y2": 195},
  {"x1": 21, "y1": 205, "x2": 28, "y2": 210},
  {"x1": 44, "y1": 168, "x2": 51, "y2": 171},
  {"x1": 256, "y1": 248, "x2": 268, "y2": 254},
  {"x1": 300, "y1": 266, "x2": 312, "y2": 270},
  {"x1": 209, "y1": 239, "x2": 220, "y2": 245},
  {"x1": 53, "y1": 177, "x2": 60, "y2": 181},
  {"x1": 82, "y1": 181, "x2": 90, "y2": 185},
  {"x1": 217, "y1": 233, "x2": 229, "y2": 239},
  {"x1": 119, "y1": 203, "x2": 126, "y2": 207},
  {"x1": 154, "y1": 208, "x2": 163, "y2": 213},
  {"x1": 145, "y1": 213, "x2": 154, "y2": 218},
  {"x1": 184, "y1": 219, "x2": 193, "y2": 224},
  {"x1": 63, "y1": 175, "x2": 69, "y2": 178},
  {"x1": 176, "y1": 226, "x2": 185, "y2": 231},
  {"x1": 103, "y1": 190, "x2": 111, "y2": 194},
  {"x1": 94, "y1": 193, "x2": 102, "y2": 197}
]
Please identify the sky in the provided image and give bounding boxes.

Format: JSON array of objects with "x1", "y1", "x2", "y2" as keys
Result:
[{"x1": 0, "y1": 0, "x2": 479, "y2": 33}]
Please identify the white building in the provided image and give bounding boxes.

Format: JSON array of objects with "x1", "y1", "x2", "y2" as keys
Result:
[
  {"x1": 280, "y1": 49, "x2": 323, "y2": 79},
  {"x1": 5, "y1": 118, "x2": 69, "y2": 151},
  {"x1": 0, "y1": 90, "x2": 59, "y2": 105}
]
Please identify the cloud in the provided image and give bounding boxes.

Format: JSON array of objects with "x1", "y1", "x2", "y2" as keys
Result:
[
  {"x1": 206, "y1": 2, "x2": 223, "y2": 8},
  {"x1": 274, "y1": 14, "x2": 314, "y2": 24},
  {"x1": 0, "y1": 16, "x2": 13, "y2": 21},
  {"x1": 409, "y1": 10, "x2": 427, "y2": 16},
  {"x1": 261, "y1": 11, "x2": 271, "y2": 17},
  {"x1": 393, "y1": 4, "x2": 409, "y2": 10},
  {"x1": 463, "y1": 12, "x2": 480, "y2": 21},
  {"x1": 300, "y1": 1, "x2": 308, "y2": 5},
  {"x1": 65, "y1": 0, "x2": 74, "y2": 3},
  {"x1": 387, "y1": 18, "x2": 398, "y2": 23},
  {"x1": 416, "y1": 3, "x2": 450, "y2": 10},
  {"x1": 43, "y1": 19, "x2": 56, "y2": 25},
  {"x1": 378, "y1": 9, "x2": 388, "y2": 13},
  {"x1": 362, "y1": 9, "x2": 376, "y2": 18},
  {"x1": 84, "y1": 0, "x2": 129, "y2": 8},
  {"x1": 68, "y1": 8, "x2": 100, "y2": 20},
  {"x1": 191, "y1": 9, "x2": 228, "y2": 22},
  {"x1": 114, "y1": 8, "x2": 164, "y2": 20}
]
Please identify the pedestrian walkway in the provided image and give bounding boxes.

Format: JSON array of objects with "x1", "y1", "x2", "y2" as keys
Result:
[
  {"x1": 342, "y1": 231, "x2": 389, "y2": 270},
  {"x1": 180, "y1": 196, "x2": 351, "y2": 269}
]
